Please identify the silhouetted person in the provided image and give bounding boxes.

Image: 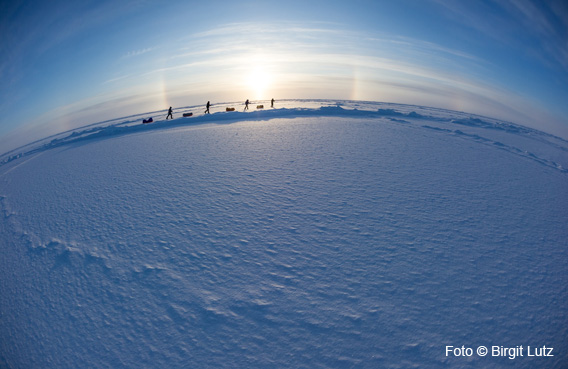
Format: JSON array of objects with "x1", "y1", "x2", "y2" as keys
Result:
[
  {"x1": 244, "y1": 99, "x2": 249, "y2": 110},
  {"x1": 166, "y1": 106, "x2": 173, "y2": 120},
  {"x1": 205, "y1": 101, "x2": 211, "y2": 114},
  {"x1": 271, "y1": 98, "x2": 275, "y2": 108}
]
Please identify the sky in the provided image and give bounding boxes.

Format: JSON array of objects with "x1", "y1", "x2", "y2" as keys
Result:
[{"x1": 1, "y1": 0, "x2": 567, "y2": 152}]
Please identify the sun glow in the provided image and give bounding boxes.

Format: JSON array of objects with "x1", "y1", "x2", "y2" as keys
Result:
[{"x1": 247, "y1": 66, "x2": 271, "y2": 100}]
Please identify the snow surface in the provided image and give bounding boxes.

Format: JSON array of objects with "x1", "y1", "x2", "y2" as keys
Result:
[{"x1": 1, "y1": 100, "x2": 567, "y2": 368}]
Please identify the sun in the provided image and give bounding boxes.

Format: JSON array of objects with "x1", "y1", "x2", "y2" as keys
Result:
[{"x1": 247, "y1": 66, "x2": 271, "y2": 100}]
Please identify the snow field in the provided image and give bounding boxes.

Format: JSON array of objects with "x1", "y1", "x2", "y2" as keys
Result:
[{"x1": 1, "y1": 101, "x2": 567, "y2": 368}]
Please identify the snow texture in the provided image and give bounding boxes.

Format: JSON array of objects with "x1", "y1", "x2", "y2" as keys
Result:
[{"x1": 1, "y1": 100, "x2": 567, "y2": 368}]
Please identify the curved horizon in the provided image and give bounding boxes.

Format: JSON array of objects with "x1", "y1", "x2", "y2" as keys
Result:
[
  {"x1": 1, "y1": 1, "x2": 567, "y2": 150},
  {"x1": 2, "y1": 100, "x2": 566, "y2": 178}
]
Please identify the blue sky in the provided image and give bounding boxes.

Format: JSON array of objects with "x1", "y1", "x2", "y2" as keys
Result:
[{"x1": 1, "y1": 0, "x2": 567, "y2": 150}]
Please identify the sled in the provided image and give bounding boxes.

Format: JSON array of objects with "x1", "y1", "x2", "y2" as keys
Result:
[
  {"x1": 142, "y1": 118, "x2": 153, "y2": 124},
  {"x1": 183, "y1": 113, "x2": 193, "y2": 117},
  {"x1": 257, "y1": 105, "x2": 264, "y2": 109},
  {"x1": 226, "y1": 107, "x2": 235, "y2": 111}
]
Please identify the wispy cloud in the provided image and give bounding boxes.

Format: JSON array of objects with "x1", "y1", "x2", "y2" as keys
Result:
[
  {"x1": 103, "y1": 74, "x2": 133, "y2": 85},
  {"x1": 4, "y1": 13, "x2": 565, "y2": 149},
  {"x1": 121, "y1": 47, "x2": 155, "y2": 59},
  {"x1": 431, "y1": 0, "x2": 568, "y2": 72},
  {"x1": 159, "y1": 21, "x2": 493, "y2": 90},
  {"x1": 0, "y1": 0, "x2": 160, "y2": 131},
  {"x1": 502, "y1": 0, "x2": 568, "y2": 71},
  {"x1": 131, "y1": 20, "x2": 566, "y2": 134},
  {"x1": 81, "y1": 21, "x2": 548, "y2": 124}
]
